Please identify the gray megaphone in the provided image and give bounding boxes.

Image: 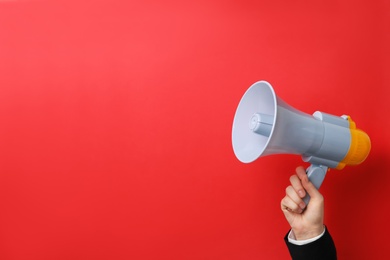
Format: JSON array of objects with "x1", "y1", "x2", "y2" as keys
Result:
[{"x1": 232, "y1": 81, "x2": 371, "y2": 204}]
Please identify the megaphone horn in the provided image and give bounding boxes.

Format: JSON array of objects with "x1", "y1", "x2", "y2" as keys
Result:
[{"x1": 232, "y1": 81, "x2": 371, "y2": 204}]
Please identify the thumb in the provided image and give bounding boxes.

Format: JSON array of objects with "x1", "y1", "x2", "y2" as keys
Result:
[
  {"x1": 296, "y1": 167, "x2": 322, "y2": 201},
  {"x1": 301, "y1": 174, "x2": 323, "y2": 206}
]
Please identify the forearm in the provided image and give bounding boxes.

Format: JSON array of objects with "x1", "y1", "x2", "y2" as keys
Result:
[{"x1": 284, "y1": 227, "x2": 337, "y2": 260}]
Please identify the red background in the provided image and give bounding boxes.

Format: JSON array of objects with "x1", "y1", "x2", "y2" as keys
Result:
[{"x1": 0, "y1": 1, "x2": 389, "y2": 259}]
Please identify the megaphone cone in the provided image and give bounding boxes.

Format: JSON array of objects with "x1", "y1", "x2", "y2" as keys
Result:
[{"x1": 232, "y1": 81, "x2": 325, "y2": 163}]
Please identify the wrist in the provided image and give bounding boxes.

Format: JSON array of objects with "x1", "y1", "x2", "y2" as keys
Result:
[
  {"x1": 292, "y1": 225, "x2": 325, "y2": 241},
  {"x1": 288, "y1": 227, "x2": 326, "y2": 245}
]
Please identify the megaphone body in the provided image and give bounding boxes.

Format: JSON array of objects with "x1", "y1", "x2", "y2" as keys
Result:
[{"x1": 232, "y1": 81, "x2": 370, "y2": 204}]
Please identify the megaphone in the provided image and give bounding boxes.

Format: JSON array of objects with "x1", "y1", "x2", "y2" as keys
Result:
[{"x1": 232, "y1": 81, "x2": 371, "y2": 204}]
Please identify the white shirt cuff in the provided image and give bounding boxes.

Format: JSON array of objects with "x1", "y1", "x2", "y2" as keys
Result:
[{"x1": 288, "y1": 226, "x2": 326, "y2": 245}]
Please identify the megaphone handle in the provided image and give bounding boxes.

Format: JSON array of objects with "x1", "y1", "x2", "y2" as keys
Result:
[{"x1": 303, "y1": 165, "x2": 328, "y2": 205}]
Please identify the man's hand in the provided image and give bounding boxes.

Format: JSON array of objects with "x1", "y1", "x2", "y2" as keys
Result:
[{"x1": 281, "y1": 166, "x2": 325, "y2": 240}]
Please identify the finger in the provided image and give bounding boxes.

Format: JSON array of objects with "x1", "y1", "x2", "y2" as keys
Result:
[
  {"x1": 295, "y1": 166, "x2": 308, "y2": 183},
  {"x1": 281, "y1": 196, "x2": 303, "y2": 214},
  {"x1": 285, "y1": 185, "x2": 306, "y2": 210}
]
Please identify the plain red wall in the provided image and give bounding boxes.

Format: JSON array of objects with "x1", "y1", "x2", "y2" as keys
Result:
[{"x1": 0, "y1": 0, "x2": 389, "y2": 259}]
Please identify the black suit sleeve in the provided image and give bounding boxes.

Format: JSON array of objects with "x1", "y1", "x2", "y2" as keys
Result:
[{"x1": 284, "y1": 227, "x2": 337, "y2": 260}]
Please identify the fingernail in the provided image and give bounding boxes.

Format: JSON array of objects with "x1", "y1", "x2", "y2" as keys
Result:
[
  {"x1": 298, "y1": 190, "x2": 304, "y2": 197},
  {"x1": 299, "y1": 202, "x2": 306, "y2": 209}
]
